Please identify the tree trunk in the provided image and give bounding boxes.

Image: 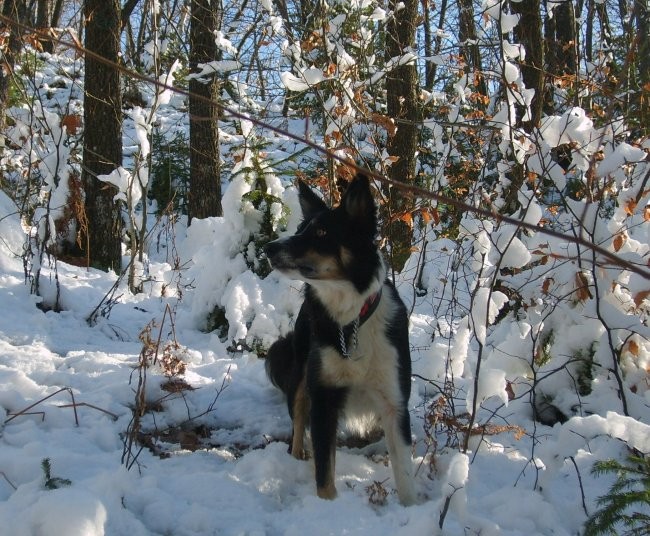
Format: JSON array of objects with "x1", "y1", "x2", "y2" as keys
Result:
[
  {"x1": 634, "y1": 0, "x2": 649, "y2": 137},
  {"x1": 81, "y1": 0, "x2": 123, "y2": 272},
  {"x1": 513, "y1": 0, "x2": 545, "y2": 130},
  {"x1": 501, "y1": 0, "x2": 545, "y2": 215},
  {"x1": 422, "y1": 0, "x2": 433, "y2": 90},
  {"x1": 35, "y1": 0, "x2": 51, "y2": 52},
  {"x1": 0, "y1": 0, "x2": 25, "y2": 128},
  {"x1": 554, "y1": 0, "x2": 578, "y2": 78},
  {"x1": 458, "y1": 0, "x2": 487, "y2": 96},
  {"x1": 50, "y1": 0, "x2": 64, "y2": 27},
  {"x1": 545, "y1": 0, "x2": 578, "y2": 109},
  {"x1": 188, "y1": 0, "x2": 222, "y2": 223},
  {"x1": 385, "y1": 0, "x2": 419, "y2": 271},
  {"x1": 424, "y1": 0, "x2": 449, "y2": 91}
]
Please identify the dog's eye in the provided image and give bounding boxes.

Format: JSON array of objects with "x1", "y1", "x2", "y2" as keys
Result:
[{"x1": 315, "y1": 228, "x2": 327, "y2": 238}]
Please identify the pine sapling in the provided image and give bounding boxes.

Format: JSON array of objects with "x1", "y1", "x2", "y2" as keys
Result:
[
  {"x1": 41, "y1": 458, "x2": 71, "y2": 490},
  {"x1": 584, "y1": 455, "x2": 650, "y2": 536}
]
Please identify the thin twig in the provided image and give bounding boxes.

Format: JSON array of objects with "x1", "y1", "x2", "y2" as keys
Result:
[
  {"x1": 57, "y1": 402, "x2": 118, "y2": 421},
  {"x1": 0, "y1": 471, "x2": 17, "y2": 490},
  {"x1": 4, "y1": 387, "x2": 79, "y2": 426},
  {"x1": 439, "y1": 484, "x2": 462, "y2": 530},
  {"x1": 569, "y1": 455, "x2": 589, "y2": 517}
]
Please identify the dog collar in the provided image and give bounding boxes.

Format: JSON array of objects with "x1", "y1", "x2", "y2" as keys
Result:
[
  {"x1": 359, "y1": 288, "x2": 382, "y2": 323},
  {"x1": 339, "y1": 286, "x2": 383, "y2": 358}
]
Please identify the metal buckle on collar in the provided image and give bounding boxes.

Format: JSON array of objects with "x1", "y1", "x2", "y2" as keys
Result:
[{"x1": 337, "y1": 287, "x2": 382, "y2": 359}]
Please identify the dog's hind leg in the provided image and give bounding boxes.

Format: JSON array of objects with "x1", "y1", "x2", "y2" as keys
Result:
[{"x1": 289, "y1": 377, "x2": 308, "y2": 460}]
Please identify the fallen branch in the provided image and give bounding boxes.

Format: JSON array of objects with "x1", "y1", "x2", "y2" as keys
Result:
[
  {"x1": 4, "y1": 388, "x2": 118, "y2": 425},
  {"x1": 4, "y1": 388, "x2": 79, "y2": 425},
  {"x1": 57, "y1": 402, "x2": 118, "y2": 421},
  {"x1": 0, "y1": 471, "x2": 17, "y2": 490}
]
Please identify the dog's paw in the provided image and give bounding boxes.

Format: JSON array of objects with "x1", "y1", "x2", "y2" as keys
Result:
[
  {"x1": 395, "y1": 481, "x2": 419, "y2": 507},
  {"x1": 290, "y1": 448, "x2": 308, "y2": 461},
  {"x1": 317, "y1": 484, "x2": 338, "y2": 500}
]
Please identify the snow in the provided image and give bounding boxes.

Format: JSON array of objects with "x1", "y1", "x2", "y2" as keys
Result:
[
  {"x1": 97, "y1": 167, "x2": 137, "y2": 205},
  {"x1": 1, "y1": 185, "x2": 647, "y2": 535},
  {"x1": 1, "y1": 17, "x2": 650, "y2": 536},
  {"x1": 281, "y1": 67, "x2": 328, "y2": 92}
]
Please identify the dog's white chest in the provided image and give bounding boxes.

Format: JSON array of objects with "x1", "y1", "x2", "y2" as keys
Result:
[{"x1": 318, "y1": 307, "x2": 399, "y2": 391}]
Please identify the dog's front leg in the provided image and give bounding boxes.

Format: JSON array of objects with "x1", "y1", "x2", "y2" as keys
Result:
[
  {"x1": 310, "y1": 386, "x2": 346, "y2": 500},
  {"x1": 382, "y1": 406, "x2": 417, "y2": 506},
  {"x1": 289, "y1": 377, "x2": 309, "y2": 460}
]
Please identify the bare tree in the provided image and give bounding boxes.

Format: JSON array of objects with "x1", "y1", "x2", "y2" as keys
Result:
[
  {"x1": 545, "y1": 0, "x2": 578, "y2": 94},
  {"x1": 458, "y1": 0, "x2": 487, "y2": 96},
  {"x1": 513, "y1": 0, "x2": 545, "y2": 129},
  {"x1": 633, "y1": 0, "x2": 649, "y2": 137},
  {"x1": 384, "y1": 0, "x2": 419, "y2": 271},
  {"x1": 422, "y1": 0, "x2": 448, "y2": 91},
  {"x1": 188, "y1": 0, "x2": 222, "y2": 222},
  {"x1": 0, "y1": 0, "x2": 25, "y2": 128},
  {"x1": 81, "y1": 0, "x2": 123, "y2": 271}
]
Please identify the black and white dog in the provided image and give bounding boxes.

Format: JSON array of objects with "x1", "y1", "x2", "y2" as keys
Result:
[{"x1": 264, "y1": 173, "x2": 416, "y2": 506}]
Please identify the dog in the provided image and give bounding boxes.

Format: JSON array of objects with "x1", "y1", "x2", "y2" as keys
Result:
[{"x1": 264, "y1": 173, "x2": 416, "y2": 506}]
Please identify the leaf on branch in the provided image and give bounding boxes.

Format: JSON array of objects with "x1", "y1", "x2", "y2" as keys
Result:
[
  {"x1": 400, "y1": 212, "x2": 413, "y2": 228},
  {"x1": 612, "y1": 233, "x2": 626, "y2": 252},
  {"x1": 526, "y1": 171, "x2": 538, "y2": 185},
  {"x1": 574, "y1": 272, "x2": 593, "y2": 302},
  {"x1": 24, "y1": 33, "x2": 44, "y2": 52},
  {"x1": 626, "y1": 340, "x2": 640, "y2": 357},
  {"x1": 300, "y1": 32, "x2": 321, "y2": 52},
  {"x1": 633, "y1": 289, "x2": 650, "y2": 308},
  {"x1": 335, "y1": 162, "x2": 356, "y2": 182},
  {"x1": 370, "y1": 113, "x2": 397, "y2": 137},
  {"x1": 418, "y1": 206, "x2": 439, "y2": 226},
  {"x1": 541, "y1": 277, "x2": 553, "y2": 294},
  {"x1": 61, "y1": 114, "x2": 82, "y2": 135},
  {"x1": 624, "y1": 198, "x2": 637, "y2": 216}
]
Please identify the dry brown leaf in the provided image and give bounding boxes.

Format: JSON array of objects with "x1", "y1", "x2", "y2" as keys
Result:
[
  {"x1": 627, "y1": 340, "x2": 640, "y2": 357},
  {"x1": 542, "y1": 277, "x2": 553, "y2": 294},
  {"x1": 61, "y1": 114, "x2": 82, "y2": 135},
  {"x1": 613, "y1": 233, "x2": 626, "y2": 252},
  {"x1": 370, "y1": 113, "x2": 397, "y2": 137},
  {"x1": 400, "y1": 212, "x2": 413, "y2": 228},
  {"x1": 575, "y1": 272, "x2": 593, "y2": 302},
  {"x1": 633, "y1": 289, "x2": 650, "y2": 307},
  {"x1": 624, "y1": 198, "x2": 637, "y2": 216}
]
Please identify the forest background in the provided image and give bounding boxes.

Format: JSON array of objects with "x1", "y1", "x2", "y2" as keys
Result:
[{"x1": 0, "y1": 0, "x2": 649, "y2": 533}]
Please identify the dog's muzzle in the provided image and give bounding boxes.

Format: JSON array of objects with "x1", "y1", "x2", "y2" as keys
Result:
[{"x1": 264, "y1": 239, "x2": 318, "y2": 278}]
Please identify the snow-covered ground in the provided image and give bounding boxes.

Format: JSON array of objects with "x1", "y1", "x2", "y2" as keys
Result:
[
  {"x1": 0, "y1": 180, "x2": 648, "y2": 535},
  {"x1": 0, "y1": 29, "x2": 648, "y2": 534}
]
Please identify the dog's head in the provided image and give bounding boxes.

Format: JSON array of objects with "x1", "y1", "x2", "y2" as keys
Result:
[{"x1": 264, "y1": 173, "x2": 379, "y2": 291}]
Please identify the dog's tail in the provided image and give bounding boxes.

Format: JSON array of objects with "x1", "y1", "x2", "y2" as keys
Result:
[{"x1": 265, "y1": 334, "x2": 295, "y2": 395}]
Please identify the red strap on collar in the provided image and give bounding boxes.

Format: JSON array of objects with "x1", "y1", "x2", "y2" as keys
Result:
[{"x1": 359, "y1": 287, "x2": 382, "y2": 324}]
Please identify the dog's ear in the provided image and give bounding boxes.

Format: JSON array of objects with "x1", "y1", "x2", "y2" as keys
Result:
[
  {"x1": 340, "y1": 173, "x2": 377, "y2": 236},
  {"x1": 298, "y1": 181, "x2": 328, "y2": 220}
]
